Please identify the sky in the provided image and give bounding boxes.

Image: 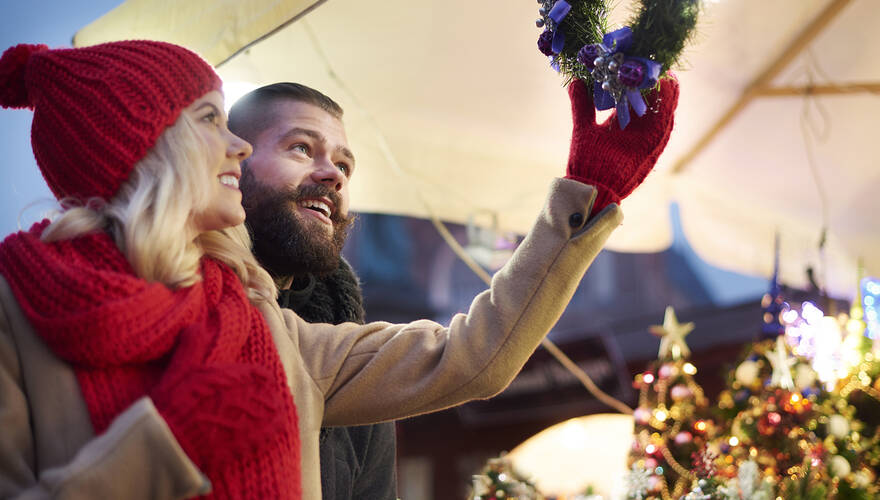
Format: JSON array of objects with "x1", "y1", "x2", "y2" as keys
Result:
[{"x1": 0, "y1": 0, "x2": 123, "y2": 235}]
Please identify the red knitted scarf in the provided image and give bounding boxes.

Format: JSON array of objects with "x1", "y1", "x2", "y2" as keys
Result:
[{"x1": 0, "y1": 221, "x2": 302, "y2": 499}]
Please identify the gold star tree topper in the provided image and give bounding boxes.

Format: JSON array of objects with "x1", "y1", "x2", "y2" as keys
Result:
[
  {"x1": 766, "y1": 334, "x2": 796, "y2": 390},
  {"x1": 649, "y1": 306, "x2": 695, "y2": 361}
]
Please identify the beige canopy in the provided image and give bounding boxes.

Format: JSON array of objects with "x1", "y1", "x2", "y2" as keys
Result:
[{"x1": 76, "y1": 0, "x2": 880, "y2": 298}]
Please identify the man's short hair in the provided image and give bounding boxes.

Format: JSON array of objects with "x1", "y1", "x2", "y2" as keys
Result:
[{"x1": 228, "y1": 82, "x2": 344, "y2": 144}]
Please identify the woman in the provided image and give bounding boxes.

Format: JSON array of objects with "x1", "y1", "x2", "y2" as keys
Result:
[
  {"x1": 0, "y1": 41, "x2": 675, "y2": 499},
  {"x1": 0, "y1": 41, "x2": 295, "y2": 499}
]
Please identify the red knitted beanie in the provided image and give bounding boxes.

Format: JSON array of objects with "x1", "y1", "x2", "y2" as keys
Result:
[{"x1": 0, "y1": 40, "x2": 222, "y2": 201}]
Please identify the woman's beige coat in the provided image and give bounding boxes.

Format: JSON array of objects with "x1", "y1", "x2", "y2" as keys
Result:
[{"x1": 0, "y1": 179, "x2": 622, "y2": 499}]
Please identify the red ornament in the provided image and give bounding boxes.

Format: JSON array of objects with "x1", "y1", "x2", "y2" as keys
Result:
[{"x1": 757, "y1": 412, "x2": 783, "y2": 436}]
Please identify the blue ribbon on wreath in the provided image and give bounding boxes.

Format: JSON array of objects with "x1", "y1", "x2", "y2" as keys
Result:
[
  {"x1": 580, "y1": 27, "x2": 661, "y2": 129},
  {"x1": 548, "y1": 1, "x2": 572, "y2": 54}
]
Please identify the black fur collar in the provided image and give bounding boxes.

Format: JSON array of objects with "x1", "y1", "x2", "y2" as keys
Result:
[{"x1": 277, "y1": 257, "x2": 365, "y2": 325}]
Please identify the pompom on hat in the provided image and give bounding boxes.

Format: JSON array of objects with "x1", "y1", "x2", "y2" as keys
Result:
[{"x1": 0, "y1": 40, "x2": 221, "y2": 201}]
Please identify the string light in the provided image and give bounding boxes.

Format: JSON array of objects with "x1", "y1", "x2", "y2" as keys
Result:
[
  {"x1": 779, "y1": 295, "x2": 873, "y2": 387},
  {"x1": 863, "y1": 277, "x2": 880, "y2": 339},
  {"x1": 813, "y1": 316, "x2": 843, "y2": 386}
]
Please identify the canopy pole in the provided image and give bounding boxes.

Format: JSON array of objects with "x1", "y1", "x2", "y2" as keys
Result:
[
  {"x1": 671, "y1": 0, "x2": 853, "y2": 175},
  {"x1": 214, "y1": 0, "x2": 329, "y2": 68},
  {"x1": 755, "y1": 82, "x2": 880, "y2": 97}
]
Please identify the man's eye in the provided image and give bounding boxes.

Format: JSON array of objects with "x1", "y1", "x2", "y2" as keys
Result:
[
  {"x1": 336, "y1": 163, "x2": 350, "y2": 176},
  {"x1": 290, "y1": 144, "x2": 309, "y2": 155}
]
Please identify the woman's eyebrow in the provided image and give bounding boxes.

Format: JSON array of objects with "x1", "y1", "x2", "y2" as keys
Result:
[{"x1": 195, "y1": 102, "x2": 221, "y2": 114}]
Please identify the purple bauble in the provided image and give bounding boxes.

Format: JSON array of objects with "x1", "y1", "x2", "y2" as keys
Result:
[
  {"x1": 674, "y1": 431, "x2": 693, "y2": 445},
  {"x1": 633, "y1": 407, "x2": 651, "y2": 424},
  {"x1": 537, "y1": 30, "x2": 555, "y2": 56},
  {"x1": 618, "y1": 59, "x2": 646, "y2": 87},
  {"x1": 670, "y1": 384, "x2": 692, "y2": 401},
  {"x1": 577, "y1": 44, "x2": 601, "y2": 68}
]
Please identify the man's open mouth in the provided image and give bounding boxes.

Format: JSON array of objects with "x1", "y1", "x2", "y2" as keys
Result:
[{"x1": 298, "y1": 199, "x2": 332, "y2": 218}]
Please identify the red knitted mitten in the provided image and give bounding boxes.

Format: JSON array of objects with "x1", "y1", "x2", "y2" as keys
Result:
[
  {"x1": 565, "y1": 74, "x2": 679, "y2": 217},
  {"x1": 151, "y1": 327, "x2": 285, "y2": 467}
]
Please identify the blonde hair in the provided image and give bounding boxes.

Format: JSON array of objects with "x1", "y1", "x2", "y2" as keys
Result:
[{"x1": 41, "y1": 113, "x2": 276, "y2": 304}]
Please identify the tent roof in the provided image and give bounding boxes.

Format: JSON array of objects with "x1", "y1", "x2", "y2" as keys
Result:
[{"x1": 75, "y1": 0, "x2": 880, "y2": 298}]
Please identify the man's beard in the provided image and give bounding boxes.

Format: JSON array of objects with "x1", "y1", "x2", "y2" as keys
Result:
[{"x1": 241, "y1": 171, "x2": 355, "y2": 278}]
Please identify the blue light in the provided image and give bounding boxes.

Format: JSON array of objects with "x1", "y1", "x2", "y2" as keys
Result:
[{"x1": 863, "y1": 277, "x2": 880, "y2": 339}]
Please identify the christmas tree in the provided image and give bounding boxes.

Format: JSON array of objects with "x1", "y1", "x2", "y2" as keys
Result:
[
  {"x1": 685, "y1": 272, "x2": 880, "y2": 499},
  {"x1": 628, "y1": 283, "x2": 880, "y2": 498},
  {"x1": 625, "y1": 306, "x2": 714, "y2": 499},
  {"x1": 701, "y1": 330, "x2": 878, "y2": 499},
  {"x1": 468, "y1": 276, "x2": 880, "y2": 499},
  {"x1": 471, "y1": 453, "x2": 544, "y2": 500},
  {"x1": 835, "y1": 275, "x2": 880, "y2": 480}
]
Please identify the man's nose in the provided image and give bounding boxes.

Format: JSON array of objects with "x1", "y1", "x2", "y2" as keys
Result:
[{"x1": 311, "y1": 158, "x2": 344, "y2": 191}]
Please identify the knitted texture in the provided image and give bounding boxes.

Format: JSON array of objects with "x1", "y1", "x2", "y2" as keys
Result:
[
  {"x1": 565, "y1": 75, "x2": 679, "y2": 217},
  {"x1": 0, "y1": 222, "x2": 301, "y2": 500},
  {"x1": 277, "y1": 257, "x2": 366, "y2": 325},
  {"x1": 151, "y1": 325, "x2": 288, "y2": 471},
  {"x1": 0, "y1": 40, "x2": 221, "y2": 202}
]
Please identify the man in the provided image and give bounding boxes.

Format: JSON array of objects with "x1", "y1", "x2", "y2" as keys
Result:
[
  {"x1": 228, "y1": 83, "x2": 397, "y2": 500},
  {"x1": 228, "y1": 77, "x2": 678, "y2": 498}
]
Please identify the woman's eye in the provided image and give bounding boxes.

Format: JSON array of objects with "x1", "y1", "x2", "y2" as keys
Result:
[{"x1": 202, "y1": 112, "x2": 219, "y2": 125}]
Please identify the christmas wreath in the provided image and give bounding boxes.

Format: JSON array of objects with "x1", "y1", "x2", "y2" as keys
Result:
[{"x1": 535, "y1": 0, "x2": 700, "y2": 128}]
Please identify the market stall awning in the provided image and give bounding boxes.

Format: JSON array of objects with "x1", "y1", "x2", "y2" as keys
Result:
[{"x1": 75, "y1": 0, "x2": 880, "y2": 298}]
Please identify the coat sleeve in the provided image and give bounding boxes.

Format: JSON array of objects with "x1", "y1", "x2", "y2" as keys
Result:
[
  {"x1": 284, "y1": 179, "x2": 623, "y2": 426},
  {"x1": 0, "y1": 284, "x2": 210, "y2": 499}
]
